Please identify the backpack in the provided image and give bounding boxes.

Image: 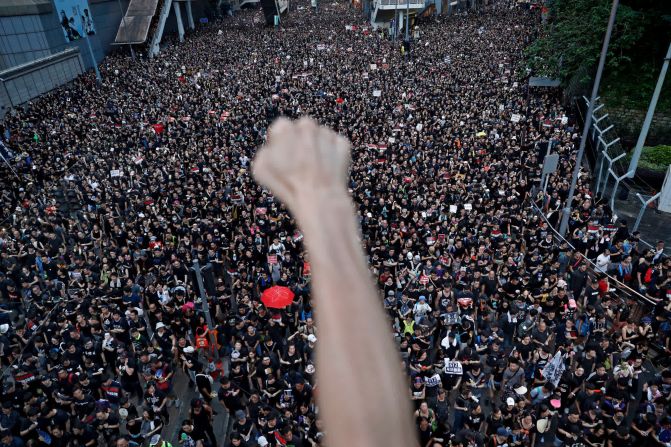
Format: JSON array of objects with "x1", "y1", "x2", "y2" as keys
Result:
[
  {"x1": 517, "y1": 320, "x2": 535, "y2": 338},
  {"x1": 644, "y1": 267, "x2": 654, "y2": 284},
  {"x1": 576, "y1": 318, "x2": 590, "y2": 337}
]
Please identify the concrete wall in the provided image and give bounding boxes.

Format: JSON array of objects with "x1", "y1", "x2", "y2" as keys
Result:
[
  {"x1": 0, "y1": 0, "x2": 130, "y2": 72},
  {"x1": 0, "y1": 48, "x2": 84, "y2": 118},
  {"x1": 0, "y1": 15, "x2": 53, "y2": 70},
  {"x1": 606, "y1": 106, "x2": 671, "y2": 147}
]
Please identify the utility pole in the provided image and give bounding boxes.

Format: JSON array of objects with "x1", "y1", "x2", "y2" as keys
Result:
[
  {"x1": 627, "y1": 41, "x2": 671, "y2": 177},
  {"x1": 192, "y1": 259, "x2": 220, "y2": 360},
  {"x1": 558, "y1": 0, "x2": 619, "y2": 236},
  {"x1": 394, "y1": 0, "x2": 399, "y2": 41},
  {"x1": 404, "y1": 0, "x2": 409, "y2": 41},
  {"x1": 84, "y1": 36, "x2": 102, "y2": 84}
]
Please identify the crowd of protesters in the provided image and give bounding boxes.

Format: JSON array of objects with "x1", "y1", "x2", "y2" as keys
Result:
[{"x1": 0, "y1": 0, "x2": 670, "y2": 446}]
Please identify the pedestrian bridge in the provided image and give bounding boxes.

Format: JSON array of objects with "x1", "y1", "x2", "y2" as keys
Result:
[
  {"x1": 372, "y1": 0, "x2": 424, "y2": 29},
  {"x1": 114, "y1": 0, "x2": 198, "y2": 57}
]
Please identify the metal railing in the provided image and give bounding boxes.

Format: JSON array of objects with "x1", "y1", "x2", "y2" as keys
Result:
[
  {"x1": 528, "y1": 191, "x2": 658, "y2": 308},
  {"x1": 375, "y1": 0, "x2": 425, "y2": 6},
  {"x1": 580, "y1": 96, "x2": 665, "y2": 250}
]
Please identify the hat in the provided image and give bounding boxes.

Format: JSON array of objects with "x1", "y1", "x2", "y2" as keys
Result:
[
  {"x1": 149, "y1": 435, "x2": 162, "y2": 446},
  {"x1": 257, "y1": 436, "x2": 269, "y2": 446},
  {"x1": 0, "y1": 324, "x2": 8, "y2": 334},
  {"x1": 183, "y1": 346, "x2": 195, "y2": 354},
  {"x1": 514, "y1": 385, "x2": 528, "y2": 395},
  {"x1": 419, "y1": 296, "x2": 426, "y2": 301},
  {"x1": 235, "y1": 410, "x2": 246, "y2": 420},
  {"x1": 155, "y1": 322, "x2": 166, "y2": 330},
  {"x1": 307, "y1": 334, "x2": 317, "y2": 343},
  {"x1": 497, "y1": 427, "x2": 510, "y2": 437},
  {"x1": 550, "y1": 399, "x2": 561, "y2": 409},
  {"x1": 536, "y1": 418, "x2": 550, "y2": 434},
  {"x1": 506, "y1": 397, "x2": 515, "y2": 406}
]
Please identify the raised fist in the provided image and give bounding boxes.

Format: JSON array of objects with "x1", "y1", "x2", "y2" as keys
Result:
[{"x1": 252, "y1": 117, "x2": 351, "y2": 213}]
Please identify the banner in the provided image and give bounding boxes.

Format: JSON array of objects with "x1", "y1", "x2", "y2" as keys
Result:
[
  {"x1": 54, "y1": 0, "x2": 96, "y2": 42},
  {"x1": 541, "y1": 351, "x2": 565, "y2": 387}
]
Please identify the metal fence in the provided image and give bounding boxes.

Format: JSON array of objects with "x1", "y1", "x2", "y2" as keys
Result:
[{"x1": 576, "y1": 96, "x2": 670, "y2": 251}]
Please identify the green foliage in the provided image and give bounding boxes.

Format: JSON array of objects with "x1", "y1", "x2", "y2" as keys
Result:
[
  {"x1": 524, "y1": 0, "x2": 644, "y2": 81},
  {"x1": 624, "y1": 146, "x2": 671, "y2": 172},
  {"x1": 524, "y1": 0, "x2": 671, "y2": 112}
]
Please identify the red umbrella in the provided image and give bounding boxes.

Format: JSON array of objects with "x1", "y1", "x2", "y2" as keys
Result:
[{"x1": 261, "y1": 286, "x2": 295, "y2": 309}]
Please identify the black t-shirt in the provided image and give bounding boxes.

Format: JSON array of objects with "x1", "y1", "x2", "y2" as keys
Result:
[
  {"x1": 558, "y1": 416, "x2": 581, "y2": 442},
  {"x1": 417, "y1": 424, "x2": 434, "y2": 447}
]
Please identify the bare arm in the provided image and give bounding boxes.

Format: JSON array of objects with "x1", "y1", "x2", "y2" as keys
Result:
[{"x1": 253, "y1": 117, "x2": 417, "y2": 447}]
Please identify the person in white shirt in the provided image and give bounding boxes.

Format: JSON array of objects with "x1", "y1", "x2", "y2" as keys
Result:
[
  {"x1": 595, "y1": 249, "x2": 611, "y2": 273},
  {"x1": 413, "y1": 295, "x2": 432, "y2": 324}
]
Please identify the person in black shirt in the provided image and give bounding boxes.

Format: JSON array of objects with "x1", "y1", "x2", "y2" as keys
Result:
[
  {"x1": 417, "y1": 417, "x2": 434, "y2": 447},
  {"x1": 556, "y1": 410, "x2": 581, "y2": 444}
]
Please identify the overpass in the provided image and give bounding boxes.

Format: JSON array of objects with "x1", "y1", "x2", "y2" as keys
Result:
[{"x1": 113, "y1": 0, "x2": 199, "y2": 58}]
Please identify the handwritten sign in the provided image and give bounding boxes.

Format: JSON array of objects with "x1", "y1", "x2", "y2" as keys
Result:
[
  {"x1": 511, "y1": 114, "x2": 521, "y2": 123},
  {"x1": 419, "y1": 275, "x2": 430, "y2": 285},
  {"x1": 267, "y1": 255, "x2": 278, "y2": 265}
]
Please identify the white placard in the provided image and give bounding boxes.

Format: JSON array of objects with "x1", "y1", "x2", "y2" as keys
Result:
[
  {"x1": 464, "y1": 204, "x2": 473, "y2": 211},
  {"x1": 444, "y1": 361, "x2": 463, "y2": 375},
  {"x1": 449, "y1": 205, "x2": 457, "y2": 213},
  {"x1": 373, "y1": 90, "x2": 382, "y2": 97},
  {"x1": 370, "y1": 64, "x2": 378, "y2": 70},
  {"x1": 110, "y1": 169, "x2": 122, "y2": 177},
  {"x1": 511, "y1": 114, "x2": 521, "y2": 123}
]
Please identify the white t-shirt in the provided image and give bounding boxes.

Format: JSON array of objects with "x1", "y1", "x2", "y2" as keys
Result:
[{"x1": 595, "y1": 253, "x2": 610, "y2": 272}]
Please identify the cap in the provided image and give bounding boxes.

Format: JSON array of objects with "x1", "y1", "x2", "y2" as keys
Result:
[
  {"x1": 155, "y1": 322, "x2": 166, "y2": 330},
  {"x1": 235, "y1": 410, "x2": 246, "y2": 420},
  {"x1": 514, "y1": 385, "x2": 528, "y2": 395},
  {"x1": 0, "y1": 324, "x2": 8, "y2": 334},
  {"x1": 550, "y1": 399, "x2": 561, "y2": 409},
  {"x1": 536, "y1": 418, "x2": 550, "y2": 434},
  {"x1": 497, "y1": 427, "x2": 510, "y2": 437},
  {"x1": 307, "y1": 334, "x2": 317, "y2": 343},
  {"x1": 506, "y1": 397, "x2": 515, "y2": 406},
  {"x1": 257, "y1": 436, "x2": 269, "y2": 446},
  {"x1": 183, "y1": 346, "x2": 195, "y2": 354}
]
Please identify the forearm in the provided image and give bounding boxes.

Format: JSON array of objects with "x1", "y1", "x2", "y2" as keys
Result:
[{"x1": 296, "y1": 191, "x2": 416, "y2": 447}]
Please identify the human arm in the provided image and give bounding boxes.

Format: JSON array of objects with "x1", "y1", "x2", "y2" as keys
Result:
[{"x1": 253, "y1": 118, "x2": 417, "y2": 447}]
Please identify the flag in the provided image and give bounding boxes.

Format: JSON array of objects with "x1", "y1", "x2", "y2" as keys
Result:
[{"x1": 542, "y1": 351, "x2": 565, "y2": 387}]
